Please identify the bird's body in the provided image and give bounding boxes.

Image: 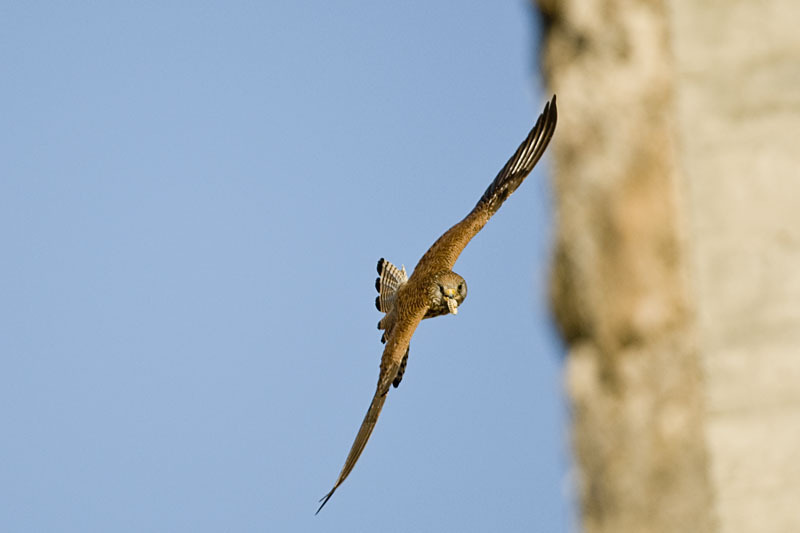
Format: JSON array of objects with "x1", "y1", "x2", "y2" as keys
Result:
[{"x1": 317, "y1": 96, "x2": 557, "y2": 513}]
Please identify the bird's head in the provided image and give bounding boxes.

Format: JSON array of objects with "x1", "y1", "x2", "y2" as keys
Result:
[{"x1": 430, "y1": 271, "x2": 468, "y2": 315}]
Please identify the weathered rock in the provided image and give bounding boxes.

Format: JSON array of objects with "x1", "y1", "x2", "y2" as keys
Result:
[{"x1": 533, "y1": 0, "x2": 800, "y2": 531}]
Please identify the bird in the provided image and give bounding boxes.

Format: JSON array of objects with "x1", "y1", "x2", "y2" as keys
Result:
[{"x1": 317, "y1": 95, "x2": 557, "y2": 514}]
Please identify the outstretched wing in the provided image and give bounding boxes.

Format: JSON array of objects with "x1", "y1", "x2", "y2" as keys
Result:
[
  {"x1": 414, "y1": 95, "x2": 557, "y2": 276},
  {"x1": 316, "y1": 306, "x2": 426, "y2": 514},
  {"x1": 316, "y1": 368, "x2": 394, "y2": 514}
]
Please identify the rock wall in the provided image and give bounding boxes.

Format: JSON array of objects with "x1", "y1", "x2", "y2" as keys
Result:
[
  {"x1": 670, "y1": 1, "x2": 800, "y2": 532},
  {"x1": 535, "y1": 0, "x2": 800, "y2": 531}
]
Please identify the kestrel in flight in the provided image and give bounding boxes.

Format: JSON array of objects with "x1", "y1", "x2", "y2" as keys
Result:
[{"x1": 317, "y1": 96, "x2": 557, "y2": 513}]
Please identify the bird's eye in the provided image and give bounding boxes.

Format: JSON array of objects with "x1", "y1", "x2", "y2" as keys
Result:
[{"x1": 458, "y1": 284, "x2": 463, "y2": 291}]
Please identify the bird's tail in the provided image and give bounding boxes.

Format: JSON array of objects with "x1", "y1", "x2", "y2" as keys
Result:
[{"x1": 374, "y1": 258, "x2": 408, "y2": 313}]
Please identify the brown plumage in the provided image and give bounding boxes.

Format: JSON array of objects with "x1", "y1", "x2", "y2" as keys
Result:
[{"x1": 317, "y1": 96, "x2": 557, "y2": 514}]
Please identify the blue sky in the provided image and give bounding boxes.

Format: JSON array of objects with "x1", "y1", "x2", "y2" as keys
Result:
[{"x1": 1, "y1": 2, "x2": 572, "y2": 531}]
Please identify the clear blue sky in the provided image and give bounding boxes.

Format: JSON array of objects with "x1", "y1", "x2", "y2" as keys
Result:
[{"x1": 1, "y1": 2, "x2": 572, "y2": 531}]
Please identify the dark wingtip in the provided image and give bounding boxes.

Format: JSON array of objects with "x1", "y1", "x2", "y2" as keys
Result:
[
  {"x1": 375, "y1": 296, "x2": 381, "y2": 311},
  {"x1": 550, "y1": 94, "x2": 557, "y2": 120},
  {"x1": 375, "y1": 277, "x2": 381, "y2": 293},
  {"x1": 316, "y1": 488, "x2": 336, "y2": 515},
  {"x1": 376, "y1": 258, "x2": 385, "y2": 274}
]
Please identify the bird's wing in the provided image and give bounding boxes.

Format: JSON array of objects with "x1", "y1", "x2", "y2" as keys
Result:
[
  {"x1": 414, "y1": 95, "x2": 557, "y2": 276},
  {"x1": 316, "y1": 306, "x2": 426, "y2": 514}
]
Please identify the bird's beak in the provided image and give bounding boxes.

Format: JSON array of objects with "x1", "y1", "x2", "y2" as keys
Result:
[{"x1": 443, "y1": 288, "x2": 458, "y2": 314}]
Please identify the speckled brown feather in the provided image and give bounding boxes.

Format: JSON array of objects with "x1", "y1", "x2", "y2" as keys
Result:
[{"x1": 317, "y1": 96, "x2": 557, "y2": 514}]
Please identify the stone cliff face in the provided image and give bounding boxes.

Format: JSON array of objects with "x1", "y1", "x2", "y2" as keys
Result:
[{"x1": 535, "y1": 1, "x2": 800, "y2": 532}]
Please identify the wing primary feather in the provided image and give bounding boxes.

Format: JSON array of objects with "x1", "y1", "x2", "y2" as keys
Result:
[
  {"x1": 475, "y1": 95, "x2": 557, "y2": 216},
  {"x1": 316, "y1": 364, "x2": 398, "y2": 514}
]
